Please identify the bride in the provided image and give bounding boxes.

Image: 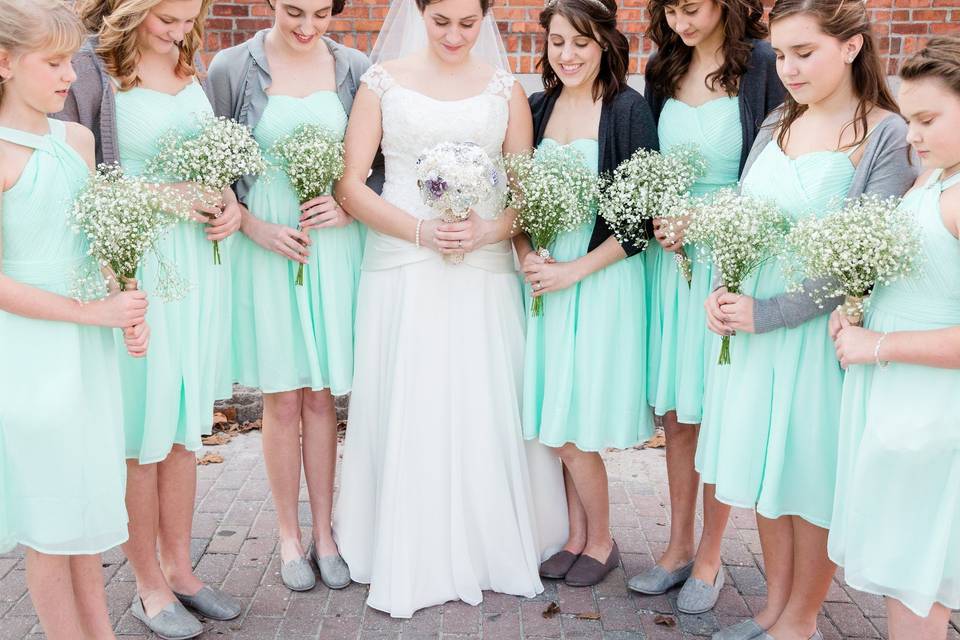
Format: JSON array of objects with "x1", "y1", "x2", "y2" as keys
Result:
[{"x1": 333, "y1": 0, "x2": 568, "y2": 619}]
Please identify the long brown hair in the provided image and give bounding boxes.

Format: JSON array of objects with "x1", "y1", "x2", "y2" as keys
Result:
[
  {"x1": 900, "y1": 35, "x2": 960, "y2": 98},
  {"x1": 769, "y1": 0, "x2": 898, "y2": 151},
  {"x1": 645, "y1": 0, "x2": 767, "y2": 99},
  {"x1": 76, "y1": 0, "x2": 212, "y2": 90},
  {"x1": 537, "y1": 0, "x2": 630, "y2": 102}
]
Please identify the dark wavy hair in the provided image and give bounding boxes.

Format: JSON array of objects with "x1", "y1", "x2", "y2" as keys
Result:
[
  {"x1": 537, "y1": 0, "x2": 630, "y2": 102},
  {"x1": 646, "y1": 0, "x2": 767, "y2": 98},
  {"x1": 769, "y1": 0, "x2": 899, "y2": 151},
  {"x1": 267, "y1": 0, "x2": 346, "y2": 17}
]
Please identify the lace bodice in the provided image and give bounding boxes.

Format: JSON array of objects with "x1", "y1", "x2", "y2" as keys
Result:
[{"x1": 360, "y1": 64, "x2": 517, "y2": 272}]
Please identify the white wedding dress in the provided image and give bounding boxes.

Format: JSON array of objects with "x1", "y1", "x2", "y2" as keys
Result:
[{"x1": 333, "y1": 63, "x2": 569, "y2": 619}]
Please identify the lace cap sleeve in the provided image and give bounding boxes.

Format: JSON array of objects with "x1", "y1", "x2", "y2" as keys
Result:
[
  {"x1": 485, "y1": 68, "x2": 515, "y2": 101},
  {"x1": 361, "y1": 64, "x2": 394, "y2": 99}
]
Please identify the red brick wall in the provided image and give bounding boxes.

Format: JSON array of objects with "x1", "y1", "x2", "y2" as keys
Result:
[{"x1": 205, "y1": 0, "x2": 960, "y2": 75}]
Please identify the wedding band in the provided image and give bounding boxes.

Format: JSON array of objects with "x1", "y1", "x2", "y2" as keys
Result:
[{"x1": 534, "y1": 282, "x2": 541, "y2": 290}]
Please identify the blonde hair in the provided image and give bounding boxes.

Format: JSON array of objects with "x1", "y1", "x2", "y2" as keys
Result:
[
  {"x1": 0, "y1": 0, "x2": 86, "y2": 104},
  {"x1": 76, "y1": 0, "x2": 212, "y2": 90}
]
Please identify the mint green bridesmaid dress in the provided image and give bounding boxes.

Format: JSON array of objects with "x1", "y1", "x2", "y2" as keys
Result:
[
  {"x1": 646, "y1": 97, "x2": 741, "y2": 424},
  {"x1": 695, "y1": 141, "x2": 854, "y2": 527},
  {"x1": 115, "y1": 82, "x2": 233, "y2": 463},
  {"x1": 231, "y1": 92, "x2": 363, "y2": 394},
  {"x1": 829, "y1": 169, "x2": 960, "y2": 615},
  {"x1": 0, "y1": 120, "x2": 127, "y2": 553},
  {"x1": 522, "y1": 138, "x2": 653, "y2": 451}
]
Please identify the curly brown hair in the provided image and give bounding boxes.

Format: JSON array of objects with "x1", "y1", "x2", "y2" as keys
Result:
[
  {"x1": 645, "y1": 0, "x2": 767, "y2": 99},
  {"x1": 900, "y1": 35, "x2": 960, "y2": 98},
  {"x1": 76, "y1": 0, "x2": 212, "y2": 90}
]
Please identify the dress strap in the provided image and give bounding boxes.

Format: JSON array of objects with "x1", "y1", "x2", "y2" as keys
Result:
[
  {"x1": 0, "y1": 125, "x2": 51, "y2": 151},
  {"x1": 483, "y1": 68, "x2": 515, "y2": 100},
  {"x1": 361, "y1": 64, "x2": 394, "y2": 99},
  {"x1": 940, "y1": 169, "x2": 960, "y2": 192}
]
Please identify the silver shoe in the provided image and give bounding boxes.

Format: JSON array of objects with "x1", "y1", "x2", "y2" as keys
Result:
[
  {"x1": 627, "y1": 561, "x2": 694, "y2": 595},
  {"x1": 677, "y1": 567, "x2": 725, "y2": 614},
  {"x1": 130, "y1": 595, "x2": 203, "y2": 640},
  {"x1": 175, "y1": 584, "x2": 242, "y2": 621},
  {"x1": 281, "y1": 554, "x2": 317, "y2": 592},
  {"x1": 713, "y1": 618, "x2": 765, "y2": 640},
  {"x1": 310, "y1": 544, "x2": 351, "y2": 590}
]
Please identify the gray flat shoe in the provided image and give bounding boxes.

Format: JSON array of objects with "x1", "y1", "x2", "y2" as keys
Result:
[
  {"x1": 677, "y1": 567, "x2": 725, "y2": 614},
  {"x1": 713, "y1": 618, "x2": 765, "y2": 640},
  {"x1": 130, "y1": 595, "x2": 202, "y2": 640},
  {"x1": 281, "y1": 555, "x2": 316, "y2": 592},
  {"x1": 175, "y1": 585, "x2": 242, "y2": 621},
  {"x1": 539, "y1": 550, "x2": 579, "y2": 579},
  {"x1": 564, "y1": 542, "x2": 620, "y2": 588},
  {"x1": 627, "y1": 560, "x2": 694, "y2": 595},
  {"x1": 311, "y1": 544, "x2": 351, "y2": 590}
]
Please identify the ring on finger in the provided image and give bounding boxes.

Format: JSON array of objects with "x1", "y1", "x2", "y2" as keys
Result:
[
  {"x1": 534, "y1": 282, "x2": 541, "y2": 291},
  {"x1": 458, "y1": 239, "x2": 463, "y2": 248}
]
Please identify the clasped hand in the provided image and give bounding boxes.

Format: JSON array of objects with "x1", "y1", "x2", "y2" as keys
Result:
[
  {"x1": 521, "y1": 250, "x2": 582, "y2": 296},
  {"x1": 421, "y1": 210, "x2": 491, "y2": 255},
  {"x1": 829, "y1": 308, "x2": 880, "y2": 369},
  {"x1": 705, "y1": 287, "x2": 756, "y2": 336}
]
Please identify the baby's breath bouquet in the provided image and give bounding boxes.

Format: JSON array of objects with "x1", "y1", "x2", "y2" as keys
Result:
[
  {"x1": 71, "y1": 164, "x2": 196, "y2": 302},
  {"x1": 598, "y1": 144, "x2": 706, "y2": 258},
  {"x1": 682, "y1": 188, "x2": 790, "y2": 365},
  {"x1": 416, "y1": 142, "x2": 502, "y2": 265},
  {"x1": 147, "y1": 114, "x2": 267, "y2": 264},
  {"x1": 785, "y1": 194, "x2": 918, "y2": 325},
  {"x1": 271, "y1": 124, "x2": 345, "y2": 286},
  {"x1": 505, "y1": 146, "x2": 599, "y2": 317}
]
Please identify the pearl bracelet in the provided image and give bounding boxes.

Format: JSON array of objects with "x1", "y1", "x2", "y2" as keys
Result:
[
  {"x1": 415, "y1": 219, "x2": 424, "y2": 249},
  {"x1": 874, "y1": 332, "x2": 890, "y2": 369}
]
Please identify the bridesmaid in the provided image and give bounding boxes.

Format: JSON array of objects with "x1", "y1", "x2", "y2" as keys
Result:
[
  {"x1": 828, "y1": 35, "x2": 960, "y2": 640},
  {"x1": 629, "y1": 0, "x2": 783, "y2": 613},
  {"x1": 207, "y1": 0, "x2": 379, "y2": 592},
  {"x1": 522, "y1": 0, "x2": 657, "y2": 587},
  {"x1": 696, "y1": 0, "x2": 915, "y2": 637},
  {"x1": 58, "y1": 0, "x2": 243, "y2": 637},
  {"x1": 0, "y1": 0, "x2": 148, "y2": 636}
]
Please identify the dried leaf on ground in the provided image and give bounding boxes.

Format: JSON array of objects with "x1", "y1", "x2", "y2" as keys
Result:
[
  {"x1": 653, "y1": 614, "x2": 677, "y2": 627},
  {"x1": 575, "y1": 612, "x2": 601, "y2": 620},
  {"x1": 542, "y1": 602, "x2": 561, "y2": 619},
  {"x1": 202, "y1": 432, "x2": 233, "y2": 446},
  {"x1": 197, "y1": 453, "x2": 224, "y2": 465},
  {"x1": 641, "y1": 429, "x2": 666, "y2": 449},
  {"x1": 212, "y1": 412, "x2": 229, "y2": 427}
]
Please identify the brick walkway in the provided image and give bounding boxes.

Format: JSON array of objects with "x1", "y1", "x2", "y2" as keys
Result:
[{"x1": 1, "y1": 432, "x2": 956, "y2": 640}]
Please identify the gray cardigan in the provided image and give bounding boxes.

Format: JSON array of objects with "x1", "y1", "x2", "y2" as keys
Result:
[
  {"x1": 744, "y1": 111, "x2": 918, "y2": 333},
  {"x1": 206, "y1": 30, "x2": 384, "y2": 202}
]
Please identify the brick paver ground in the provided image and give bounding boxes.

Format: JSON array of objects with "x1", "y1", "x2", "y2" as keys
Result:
[{"x1": 1, "y1": 432, "x2": 957, "y2": 640}]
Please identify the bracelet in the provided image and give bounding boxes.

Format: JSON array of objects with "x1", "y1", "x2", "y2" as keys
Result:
[
  {"x1": 415, "y1": 219, "x2": 424, "y2": 249},
  {"x1": 874, "y1": 332, "x2": 890, "y2": 369}
]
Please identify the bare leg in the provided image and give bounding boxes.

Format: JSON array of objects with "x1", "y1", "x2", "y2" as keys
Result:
[
  {"x1": 888, "y1": 598, "x2": 951, "y2": 640},
  {"x1": 559, "y1": 463, "x2": 587, "y2": 555},
  {"x1": 690, "y1": 482, "x2": 732, "y2": 582},
  {"x1": 754, "y1": 513, "x2": 794, "y2": 630},
  {"x1": 122, "y1": 460, "x2": 176, "y2": 616},
  {"x1": 301, "y1": 389, "x2": 340, "y2": 557},
  {"x1": 261, "y1": 391, "x2": 307, "y2": 562},
  {"x1": 658, "y1": 412, "x2": 699, "y2": 571},
  {"x1": 556, "y1": 445, "x2": 613, "y2": 560},
  {"x1": 25, "y1": 550, "x2": 85, "y2": 640},
  {"x1": 70, "y1": 554, "x2": 115, "y2": 639},
  {"x1": 157, "y1": 445, "x2": 203, "y2": 596},
  {"x1": 767, "y1": 517, "x2": 835, "y2": 639}
]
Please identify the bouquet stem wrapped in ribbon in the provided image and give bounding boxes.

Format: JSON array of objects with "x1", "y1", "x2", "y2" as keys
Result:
[
  {"x1": 271, "y1": 124, "x2": 345, "y2": 286},
  {"x1": 147, "y1": 114, "x2": 267, "y2": 265},
  {"x1": 505, "y1": 146, "x2": 598, "y2": 317},
  {"x1": 785, "y1": 194, "x2": 917, "y2": 326},
  {"x1": 681, "y1": 188, "x2": 790, "y2": 365},
  {"x1": 416, "y1": 142, "x2": 502, "y2": 265}
]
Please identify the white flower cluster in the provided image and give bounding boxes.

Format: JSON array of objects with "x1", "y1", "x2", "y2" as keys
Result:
[
  {"x1": 598, "y1": 144, "x2": 706, "y2": 250},
  {"x1": 681, "y1": 188, "x2": 790, "y2": 364},
  {"x1": 271, "y1": 124, "x2": 345, "y2": 204},
  {"x1": 70, "y1": 164, "x2": 196, "y2": 302},
  {"x1": 785, "y1": 194, "x2": 919, "y2": 323},
  {"x1": 505, "y1": 145, "x2": 598, "y2": 316},
  {"x1": 415, "y1": 141, "x2": 501, "y2": 222}
]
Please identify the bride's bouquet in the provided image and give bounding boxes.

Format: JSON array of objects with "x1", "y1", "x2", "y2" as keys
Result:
[
  {"x1": 71, "y1": 164, "x2": 197, "y2": 302},
  {"x1": 598, "y1": 145, "x2": 706, "y2": 277},
  {"x1": 681, "y1": 188, "x2": 790, "y2": 365},
  {"x1": 504, "y1": 146, "x2": 599, "y2": 317},
  {"x1": 147, "y1": 114, "x2": 267, "y2": 264},
  {"x1": 271, "y1": 124, "x2": 345, "y2": 286},
  {"x1": 784, "y1": 194, "x2": 918, "y2": 325},
  {"x1": 415, "y1": 141, "x2": 502, "y2": 265}
]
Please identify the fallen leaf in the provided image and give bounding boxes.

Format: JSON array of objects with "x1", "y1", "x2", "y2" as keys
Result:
[
  {"x1": 641, "y1": 430, "x2": 666, "y2": 449},
  {"x1": 575, "y1": 612, "x2": 601, "y2": 620},
  {"x1": 212, "y1": 412, "x2": 229, "y2": 427},
  {"x1": 653, "y1": 614, "x2": 677, "y2": 627},
  {"x1": 202, "y1": 432, "x2": 232, "y2": 446},
  {"x1": 219, "y1": 406, "x2": 237, "y2": 422},
  {"x1": 197, "y1": 453, "x2": 224, "y2": 465},
  {"x1": 542, "y1": 602, "x2": 561, "y2": 619}
]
